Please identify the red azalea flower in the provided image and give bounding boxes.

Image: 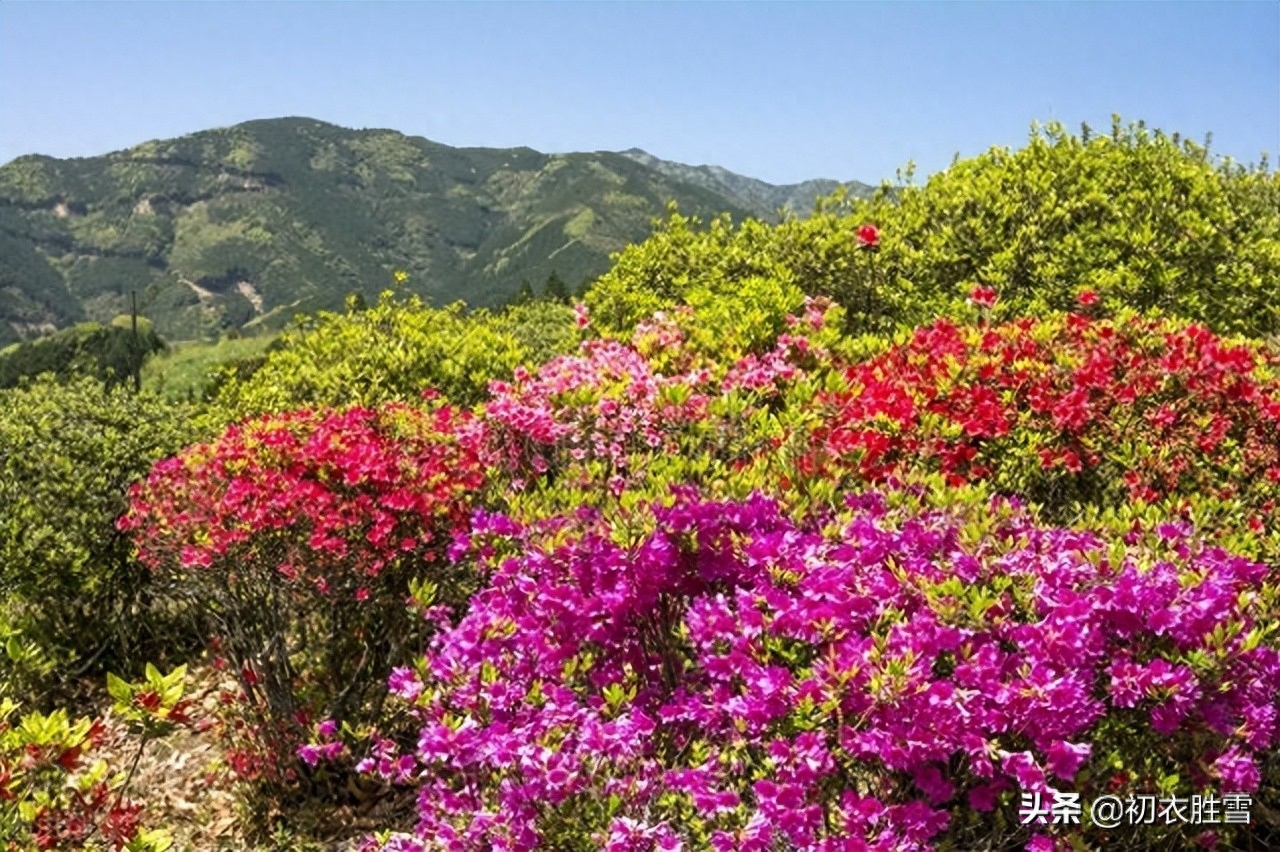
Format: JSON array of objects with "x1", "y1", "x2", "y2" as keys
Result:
[
  {"x1": 102, "y1": 804, "x2": 143, "y2": 846},
  {"x1": 134, "y1": 690, "x2": 162, "y2": 713},
  {"x1": 1077, "y1": 290, "x2": 1099, "y2": 307},
  {"x1": 168, "y1": 701, "x2": 192, "y2": 725},
  {"x1": 56, "y1": 746, "x2": 83, "y2": 771},
  {"x1": 855, "y1": 224, "x2": 879, "y2": 248},
  {"x1": 969, "y1": 286, "x2": 998, "y2": 309}
]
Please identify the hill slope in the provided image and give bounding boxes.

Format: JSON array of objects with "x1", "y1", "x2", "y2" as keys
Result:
[
  {"x1": 0, "y1": 118, "x2": 868, "y2": 343},
  {"x1": 619, "y1": 148, "x2": 874, "y2": 219}
]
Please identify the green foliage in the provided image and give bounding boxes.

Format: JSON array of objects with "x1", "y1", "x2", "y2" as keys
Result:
[
  {"x1": 489, "y1": 299, "x2": 581, "y2": 366},
  {"x1": 0, "y1": 377, "x2": 197, "y2": 696},
  {"x1": 0, "y1": 666, "x2": 190, "y2": 851},
  {"x1": 587, "y1": 208, "x2": 806, "y2": 336},
  {"x1": 207, "y1": 292, "x2": 533, "y2": 423},
  {"x1": 141, "y1": 331, "x2": 279, "y2": 402},
  {"x1": 591, "y1": 119, "x2": 1280, "y2": 339},
  {"x1": 0, "y1": 611, "x2": 57, "y2": 707},
  {"x1": 105, "y1": 663, "x2": 192, "y2": 738},
  {"x1": 849, "y1": 118, "x2": 1280, "y2": 336},
  {"x1": 0, "y1": 319, "x2": 164, "y2": 389}
]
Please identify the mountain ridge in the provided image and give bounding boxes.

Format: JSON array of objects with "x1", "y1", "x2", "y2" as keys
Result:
[
  {"x1": 0, "y1": 117, "x2": 873, "y2": 343},
  {"x1": 617, "y1": 147, "x2": 873, "y2": 219}
]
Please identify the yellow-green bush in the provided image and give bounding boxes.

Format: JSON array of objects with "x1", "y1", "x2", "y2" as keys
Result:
[
  {"x1": 588, "y1": 118, "x2": 1280, "y2": 339},
  {"x1": 488, "y1": 298, "x2": 581, "y2": 366},
  {"x1": 852, "y1": 118, "x2": 1280, "y2": 335},
  {"x1": 0, "y1": 377, "x2": 197, "y2": 699},
  {"x1": 207, "y1": 292, "x2": 544, "y2": 425}
]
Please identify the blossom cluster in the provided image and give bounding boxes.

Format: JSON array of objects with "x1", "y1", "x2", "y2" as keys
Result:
[
  {"x1": 119, "y1": 294, "x2": 1280, "y2": 848},
  {"x1": 484, "y1": 338, "x2": 717, "y2": 494},
  {"x1": 120, "y1": 401, "x2": 488, "y2": 590},
  {"x1": 794, "y1": 313, "x2": 1280, "y2": 525},
  {"x1": 484, "y1": 298, "x2": 840, "y2": 511},
  {"x1": 360, "y1": 489, "x2": 1280, "y2": 851},
  {"x1": 117, "y1": 401, "x2": 491, "y2": 774}
]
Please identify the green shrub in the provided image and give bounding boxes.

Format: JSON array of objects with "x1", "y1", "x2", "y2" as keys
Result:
[
  {"x1": 0, "y1": 377, "x2": 197, "y2": 699},
  {"x1": 586, "y1": 210, "x2": 810, "y2": 337},
  {"x1": 207, "y1": 292, "x2": 531, "y2": 426},
  {"x1": 588, "y1": 118, "x2": 1280, "y2": 339},
  {"x1": 851, "y1": 118, "x2": 1280, "y2": 336},
  {"x1": 488, "y1": 298, "x2": 581, "y2": 367},
  {"x1": 0, "y1": 319, "x2": 166, "y2": 390},
  {"x1": 141, "y1": 332, "x2": 279, "y2": 402}
]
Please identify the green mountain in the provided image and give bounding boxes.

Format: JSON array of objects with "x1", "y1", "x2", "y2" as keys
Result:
[
  {"x1": 619, "y1": 148, "x2": 874, "y2": 220},
  {"x1": 0, "y1": 118, "x2": 867, "y2": 343}
]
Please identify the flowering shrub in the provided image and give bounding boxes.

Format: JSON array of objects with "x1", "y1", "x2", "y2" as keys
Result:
[
  {"x1": 0, "y1": 665, "x2": 191, "y2": 851},
  {"x1": 118, "y1": 400, "x2": 489, "y2": 770},
  {"x1": 358, "y1": 489, "x2": 1280, "y2": 851},
  {"x1": 485, "y1": 337, "x2": 716, "y2": 494},
  {"x1": 790, "y1": 311, "x2": 1280, "y2": 552},
  {"x1": 484, "y1": 298, "x2": 846, "y2": 522},
  {"x1": 590, "y1": 119, "x2": 1280, "y2": 339}
]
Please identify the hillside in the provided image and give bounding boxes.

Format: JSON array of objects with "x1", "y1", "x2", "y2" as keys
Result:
[
  {"x1": 619, "y1": 147, "x2": 875, "y2": 218},
  {"x1": 0, "y1": 118, "x2": 869, "y2": 343}
]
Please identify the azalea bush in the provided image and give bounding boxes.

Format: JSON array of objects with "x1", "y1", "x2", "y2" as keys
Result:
[
  {"x1": 484, "y1": 297, "x2": 850, "y2": 524},
  {"x1": 589, "y1": 118, "x2": 1280, "y2": 339},
  {"x1": 118, "y1": 399, "x2": 490, "y2": 771},
  {"x1": 0, "y1": 665, "x2": 192, "y2": 851},
  {"x1": 784, "y1": 305, "x2": 1280, "y2": 559},
  {"x1": 206, "y1": 292, "x2": 538, "y2": 427},
  {"x1": 484, "y1": 336, "x2": 717, "y2": 496},
  {"x1": 356, "y1": 488, "x2": 1280, "y2": 851}
]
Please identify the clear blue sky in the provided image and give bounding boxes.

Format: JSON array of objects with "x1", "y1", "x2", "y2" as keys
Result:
[{"x1": 1, "y1": 1, "x2": 1276, "y2": 184}]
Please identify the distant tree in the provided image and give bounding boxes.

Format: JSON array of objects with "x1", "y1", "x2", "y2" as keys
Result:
[
  {"x1": 509, "y1": 279, "x2": 536, "y2": 307},
  {"x1": 542, "y1": 270, "x2": 569, "y2": 304},
  {"x1": 0, "y1": 321, "x2": 166, "y2": 390}
]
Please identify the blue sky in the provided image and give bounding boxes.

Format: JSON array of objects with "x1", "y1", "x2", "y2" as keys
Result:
[{"x1": 1, "y1": 1, "x2": 1276, "y2": 184}]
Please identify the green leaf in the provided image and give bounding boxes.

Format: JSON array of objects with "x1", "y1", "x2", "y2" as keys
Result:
[{"x1": 106, "y1": 672, "x2": 132, "y2": 705}]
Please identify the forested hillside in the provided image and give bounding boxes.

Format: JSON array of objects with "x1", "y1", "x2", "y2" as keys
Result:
[{"x1": 0, "y1": 118, "x2": 873, "y2": 345}]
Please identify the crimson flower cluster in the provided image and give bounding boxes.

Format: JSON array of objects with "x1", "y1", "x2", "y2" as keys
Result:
[
  {"x1": 120, "y1": 402, "x2": 488, "y2": 590},
  {"x1": 798, "y1": 314, "x2": 1280, "y2": 518},
  {"x1": 118, "y1": 402, "x2": 492, "y2": 774}
]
